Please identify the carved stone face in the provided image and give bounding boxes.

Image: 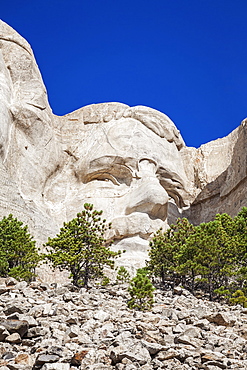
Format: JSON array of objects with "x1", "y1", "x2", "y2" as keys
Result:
[{"x1": 44, "y1": 115, "x2": 188, "y2": 266}]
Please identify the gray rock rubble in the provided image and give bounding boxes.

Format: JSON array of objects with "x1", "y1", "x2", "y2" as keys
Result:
[{"x1": 0, "y1": 278, "x2": 246, "y2": 369}]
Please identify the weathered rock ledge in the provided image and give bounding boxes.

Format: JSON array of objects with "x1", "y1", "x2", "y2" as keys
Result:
[{"x1": 0, "y1": 278, "x2": 247, "y2": 369}]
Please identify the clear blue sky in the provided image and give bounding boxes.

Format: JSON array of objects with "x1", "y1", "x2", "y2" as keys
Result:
[{"x1": 1, "y1": 0, "x2": 247, "y2": 147}]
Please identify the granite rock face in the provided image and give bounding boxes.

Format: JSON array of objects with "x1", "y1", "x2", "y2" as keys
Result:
[
  {"x1": 0, "y1": 20, "x2": 246, "y2": 273},
  {"x1": 182, "y1": 120, "x2": 247, "y2": 224}
]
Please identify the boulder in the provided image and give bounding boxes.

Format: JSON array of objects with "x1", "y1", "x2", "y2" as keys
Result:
[{"x1": 0, "y1": 320, "x2": 28, "y2": 337}]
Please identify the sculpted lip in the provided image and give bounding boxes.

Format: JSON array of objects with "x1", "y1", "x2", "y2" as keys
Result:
[{"x1": 105, "y1": 212, "x2": 166, "y2": 242}]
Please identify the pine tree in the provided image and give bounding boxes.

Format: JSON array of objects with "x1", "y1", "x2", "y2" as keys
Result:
[
  {"x1": 148, "y1": 218, "x2": 195, "y2": 289},
  {"x1": 148, "y1": 212, "x2": 245, "y2": 300},
  {"x1": 127, "y1": 268, "x2": 155, "y2": 311},
  {"x1": 45, "y1": 203, "x2": 120, "y2": 288},
  {"x1": 116, "y1": 266, "x2": 130, "y2": 284},
  {"x1": 230, "y1": 290, "x2": 247, "y2": 308},
  {"x1": 232, "y1": 207, "x2": 247, "y2": 290},
  {"x1": 0, "y1": 214, "x2": 39, "y2": 281}
]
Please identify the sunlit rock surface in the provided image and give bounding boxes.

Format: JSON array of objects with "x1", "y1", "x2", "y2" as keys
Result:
[{"x1": 0, "y1": 20, "x2": 246, "y2": 274}]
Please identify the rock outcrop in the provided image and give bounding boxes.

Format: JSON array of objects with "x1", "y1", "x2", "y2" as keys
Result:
[
  {"x1": 0, "y1": 20, "x2": 246, "y2": 271},
  {"x1": 182, "y1": 120, "x2": 247, "y2": 224},
  {"x1": 0, "y1": 278, "x2": 247, "y2": 369}
]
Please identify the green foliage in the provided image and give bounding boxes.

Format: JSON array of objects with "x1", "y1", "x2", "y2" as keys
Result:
[
  {"x1": 116, "y1": 266, "x2": 130, "y2": 284},
  {"x1": 127, "y1": 268, "x2": 155, "y2": 311},
  {"x1": 148, "y1": 208, "x2": 247, "y2": 301},
  {"x1": 0, "y1": 214, "x2": 39, "y2": 281},
  {"x1": 101, "y1": 276, "x2": 110, "y2": 286},
  {"x1": 148, "y1": 218, "x2": 195, "y2": 289},
  {"x1": 214, "y1": 286, "x2": 231, "y2": 300},
  {"x1": 45, "y1": 203, "x2": 120, "y2": 288},
  {"x1": 230, "y1": 290, "x2": 247, "y2": 308}
]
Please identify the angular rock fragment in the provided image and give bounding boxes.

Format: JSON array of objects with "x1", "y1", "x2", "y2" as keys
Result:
[
  {"x1": 71, "y1": 350, "x2": 89, "y2": 365},
  {"x1": 5, "y1": 333, "x2": 22, "y2": 344},
  {"x1": 141, "y1": 339, "x2": 164, "y2": 355},
  {"x1": 35, "y1": 354, "x2": 60, "y2": 366},
  {"x1": 4, "y1": 305, "x2": 24, "y2": 316},
  {"x1": 0, "y1": 320, "x2": 28, "y2": 337},
  {"x1": 207, "y1": 312, "x2": 236, "y2": 326},
  {"x1": 14, "y1": 353, "x2": 32, "y2": 365},
  {"x1": 40, "y1": 364, "x2": 70, "y2": 370},
  {"x1": 0, "y1": 326, "x2": 10, "y2": 341}
]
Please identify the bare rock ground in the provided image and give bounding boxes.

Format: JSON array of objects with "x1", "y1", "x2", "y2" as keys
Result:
[{"x1": 0, "y1": 278, "x2": 247, "y2": 369}]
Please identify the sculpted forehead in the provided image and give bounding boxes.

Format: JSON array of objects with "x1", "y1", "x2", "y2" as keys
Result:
[{"x1": 76, "y1": 118, "x2": 185, "y2": 176}]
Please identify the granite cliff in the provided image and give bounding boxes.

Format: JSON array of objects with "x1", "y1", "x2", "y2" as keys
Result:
[{"x1": 0, "y1": 20, "x2": 246, "y2": 269}]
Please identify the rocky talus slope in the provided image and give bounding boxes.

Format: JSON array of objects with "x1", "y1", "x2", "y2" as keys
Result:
[{"x1": 0, "y1": 279, "x2": 247, "y2": 369}]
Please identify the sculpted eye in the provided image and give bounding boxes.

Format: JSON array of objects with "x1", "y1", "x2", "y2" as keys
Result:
[
  {"x1": 82, "y1": 162, "x2": 133, "y2": 186},
  {"x1": 88, "y1": 173, "x2": 120, "y2": 185}
]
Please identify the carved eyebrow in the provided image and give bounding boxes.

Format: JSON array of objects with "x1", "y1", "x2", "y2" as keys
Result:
[
  {"x1": 157, "y1": 167, "x2": 184, "y2": 182},
  {"x1": 81, "y1": 163, "x2": 133, "y2": 186},
  {"x1": 86, "y1": 156, "x2": 138, "y2": 177}
]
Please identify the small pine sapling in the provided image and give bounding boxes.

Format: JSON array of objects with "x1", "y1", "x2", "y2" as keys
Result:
[
  {"x1": 230, "y1": 290, "x2": 247, "y2": 308},
  {"x1": 116, "y1": 266, "x2": 130, "y2": 284},
  {"x1": 127, "y1": 268, "x2": 155, "y2": 311}
]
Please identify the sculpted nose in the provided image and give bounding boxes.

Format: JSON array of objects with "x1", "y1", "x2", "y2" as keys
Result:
[{"x1": 125, "y1": 176, "x2": 169, "y2": 221}]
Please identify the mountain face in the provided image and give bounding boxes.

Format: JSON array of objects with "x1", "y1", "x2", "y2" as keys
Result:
[{"x1": 0, "y1": 20, "x2": 246, "y2": 267}]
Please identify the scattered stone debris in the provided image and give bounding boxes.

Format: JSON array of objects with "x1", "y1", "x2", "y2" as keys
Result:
[{"x1": 0, "y1": 278, "x2": 247, "y2": 369}]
